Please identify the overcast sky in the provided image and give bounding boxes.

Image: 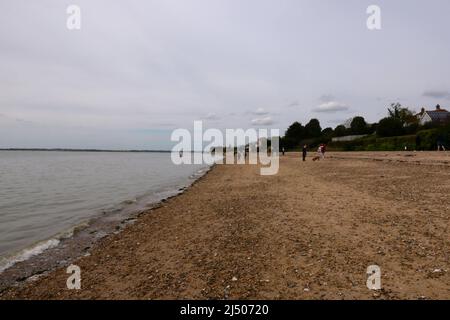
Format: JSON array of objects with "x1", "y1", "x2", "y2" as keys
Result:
[{"x1": 1, "y1": 0, "x2": 450, "y2": 149}]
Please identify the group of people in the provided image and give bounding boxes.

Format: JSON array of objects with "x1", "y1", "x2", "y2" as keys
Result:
[
  {"x1": 301, "y1": 143, "x2": 326, "y2": 161},
  {"x1": 280, "y1": 144, "x2": 328, "y2": 161}
]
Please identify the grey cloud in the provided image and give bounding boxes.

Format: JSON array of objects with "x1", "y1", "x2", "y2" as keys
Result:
[
  {"x1": 312, "y1": 101, "x2": 349, "y2": 113},
  {"x1": 423, "y1": 90, "x2": 450, "y2": 99},
  {"x1": 251, "y1": 117, "x2": 274, "y2": 126},
  {"x1": 287, "y1": 101, "x2": 300, "y2": 108},
  {"x1": 0, "y1": 113, "x2": 32, "y2": 124}
]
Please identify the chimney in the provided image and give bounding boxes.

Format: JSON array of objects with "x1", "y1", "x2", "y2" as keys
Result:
[{"x1": 436, "y1": 104, "x2": 441, "y2": 110}]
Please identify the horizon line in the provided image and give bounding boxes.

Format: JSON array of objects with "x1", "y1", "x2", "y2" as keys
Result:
[{"x1": 0, "y1": 148, "x2": 172, "y2": 153}]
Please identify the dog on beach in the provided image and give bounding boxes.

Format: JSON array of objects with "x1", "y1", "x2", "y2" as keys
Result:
[{"x1": 312, "y1": 144, "x2": 325, "y2": 161}]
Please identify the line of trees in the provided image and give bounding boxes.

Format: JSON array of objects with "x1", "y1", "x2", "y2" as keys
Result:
[{"x1": 281, "y1": 103, "x2": 448, "y2": 150}]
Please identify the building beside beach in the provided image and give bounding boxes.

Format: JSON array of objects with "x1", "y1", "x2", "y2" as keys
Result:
[
  {"x1": 331, "y1": 134, "x2": 368, "y2": 142},
  {"x1": 416, "y1": 105, "x2": 450, "y2": 126}
]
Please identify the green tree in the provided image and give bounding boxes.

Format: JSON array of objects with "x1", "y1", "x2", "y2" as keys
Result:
[
  {"x1": 334, "y1": 125, "x2": 348, "y2": 137},
  {"x1": 350, "y1": 116, "x2": 367, "y2": 135},
  {"x1": 377, "y1": 117, "x2": 404, "y2": 137},
  {"x1": 388, "y1": 103, "x2": 402, "y2": 119},
  {"x1": 284, "y1": 122, "x2": 305, "y2": 148},
  {"x1": 388, "y1": 102, "x2": 416, "y2": 125},
  {"x1": 321, "y1": 127, "x2": 334, "y2": 137},
  {"x1": 305, "y1": 119, "x2": 322, "y2": 138}
]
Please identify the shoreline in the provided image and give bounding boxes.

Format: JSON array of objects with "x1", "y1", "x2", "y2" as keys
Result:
[
  {"x1": 1, "y1": 152, "x2": 449, "y2": 299},
  {"x1": 0, "y1": 165, "x2": 212, "y2": 293}
]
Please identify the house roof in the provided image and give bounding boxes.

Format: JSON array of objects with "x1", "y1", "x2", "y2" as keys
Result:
[
  {"x1": 415, "y1": 106, "x2": 449, "y2": 117},
  {"x1": 432, "y1": 107, "x2": 448, "y2": 112},
  {"x1": 424, "y1": 109, "x2": 450, "y2": 122}
]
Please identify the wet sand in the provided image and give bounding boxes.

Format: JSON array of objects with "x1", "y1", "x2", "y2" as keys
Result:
[{"x1": 1, "y1": 151, "x2": 449, "y2": 299}]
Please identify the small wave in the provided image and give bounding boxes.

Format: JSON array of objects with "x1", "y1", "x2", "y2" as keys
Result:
[
  {"x1": 121, "y1": 198, "x2": 138, "y2": 205},
  {"x1": 189, "y1": 166, "x2": 211, "y2": 179},
  {"x1": 0, "y1": 238, "x2": 60, "y2": 273}
]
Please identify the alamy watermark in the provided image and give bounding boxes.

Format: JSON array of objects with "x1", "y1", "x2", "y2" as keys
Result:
[
  {"x1": 171, "y1": 121, "x2": 280, "y2": 176},
  {"x1": 66, "y1": 264, "x2": 81, "y2": 290},
  {"x1": 66, "y1": 5, "x2": 81, "y2": 30},
  {"x1": 366, "y1": 265, "x2": 381, "y2": 290},
  {"x1": 367, "y1": 5, "x2": 381, "y2": 30},
  {"x1": 64, "y1": 5, "x2": 380, "y2": 31}
]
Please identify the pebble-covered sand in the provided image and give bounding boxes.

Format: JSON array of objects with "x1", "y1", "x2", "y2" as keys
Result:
[{"x1": 1, "y1": 151, "x2": 449, "y2": 300}]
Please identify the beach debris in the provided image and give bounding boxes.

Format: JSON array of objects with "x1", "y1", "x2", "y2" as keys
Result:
[
  {"x1": 428, "y1": 268, "x2": 446, "y2": 278},
  {"x1": 232, "y1": 276, "x2": 238, "y2": 282},
  {"x1": 286, "y1": 281, "x2": 296, "y2": 288}
]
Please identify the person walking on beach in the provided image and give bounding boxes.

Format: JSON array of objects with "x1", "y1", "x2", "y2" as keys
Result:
[
  {"x1": 321, "y1": 143, "x2": 327, "y2": 159},
  {"x1": 282, "y1": 147, "x2": 285, "y2": 156},
  {"x1": 318, "y1": 144, "x2": 325, "y2": 160},
  {"x1": 302, "y1": 144, "x2": 307, "y2": 161}
]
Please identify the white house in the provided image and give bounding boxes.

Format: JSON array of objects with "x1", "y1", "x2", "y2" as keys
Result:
[{"x1": 416, "y1": 105, "x2": 450, "y2": 126}]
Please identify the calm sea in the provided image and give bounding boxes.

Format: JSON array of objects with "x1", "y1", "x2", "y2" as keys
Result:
[{"x1": 0, "y1": 151, "x2": 208, "y2": 272}]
